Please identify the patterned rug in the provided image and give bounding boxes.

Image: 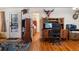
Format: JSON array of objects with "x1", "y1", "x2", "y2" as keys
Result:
[{"x1": 0, "y1": 41, "x2": 30, "y2": 51}]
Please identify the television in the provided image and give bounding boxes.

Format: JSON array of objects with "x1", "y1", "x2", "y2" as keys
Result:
[{"x1": 45, "y1": 23, "x2": 52, "y2": 29}]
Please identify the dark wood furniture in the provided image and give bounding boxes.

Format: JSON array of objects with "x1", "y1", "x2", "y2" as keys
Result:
[
  {"x1": 61, "y1": 29, "x2": 69, "y2": 40},
  {"x1": 42, "y1": 18, "x2": 64, "y2": 41},
  {"x1": 49, "y1": 25, "x2": 61, "y2": 44},
  {"x1": 22, "y1": 18, "x2": 32, "y2": 43}
]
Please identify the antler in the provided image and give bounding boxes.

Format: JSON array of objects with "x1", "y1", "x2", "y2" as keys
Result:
[
  {"x1": 51, "y1": 9, "x2": 54, "y2": 12},
  {"x1": 44, "y1": 9, "x2": 54, "y2": 17}
]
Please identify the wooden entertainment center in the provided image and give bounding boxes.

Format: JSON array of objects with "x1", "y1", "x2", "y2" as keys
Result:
[{"x1": 42, "y1": 18, "x2": 68, "y2": 41}]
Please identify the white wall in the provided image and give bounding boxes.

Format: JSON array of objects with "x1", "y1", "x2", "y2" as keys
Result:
[
  {"x1": 0, "y1": 7, "x2": 79, "y2": 38},
  {"x1": 29, "y1": 7, "x2": 79, "y2": 29},
  {"x1": 0, "y1": 8, "x2": 24, "y2": 38},
  {"x1": 32, "y1": 13, "x2": 41, "y2": 32},
  {"x1": 49, "y1": 8, "x2": 79, "y2": 29}
]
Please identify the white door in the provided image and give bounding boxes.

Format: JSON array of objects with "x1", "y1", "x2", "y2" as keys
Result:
[{"x1": 9, "y1": 12, "x2": 21, "y2": 38}]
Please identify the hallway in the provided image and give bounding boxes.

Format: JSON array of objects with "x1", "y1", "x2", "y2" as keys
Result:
[{"x1": 29, "y1": 32, "x2": 79, "y2": 51}]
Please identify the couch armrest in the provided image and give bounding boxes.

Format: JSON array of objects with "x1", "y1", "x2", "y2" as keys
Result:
[{"x1": 0, "y1": 32, "x2": 7, "y2": 39}]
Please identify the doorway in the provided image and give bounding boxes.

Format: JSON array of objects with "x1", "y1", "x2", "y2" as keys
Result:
[
  {"x1": 9, "y1": 12, "x2": 21, "y2": 39},
  {"x1": 31, "y1": 13, "x2": 41, "y2": 41},
  {"x1": 32, "y1": 20, "x2": 37, "y2": 36}
]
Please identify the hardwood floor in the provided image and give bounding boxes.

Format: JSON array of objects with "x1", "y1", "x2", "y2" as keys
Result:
[{"x1": 29, "y1": 32, "x2": 79, "y2": 51}]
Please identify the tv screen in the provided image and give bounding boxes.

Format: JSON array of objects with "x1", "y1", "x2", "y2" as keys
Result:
[{"x1": 45, "y1": 23, "x2": 52, "y2": 29}]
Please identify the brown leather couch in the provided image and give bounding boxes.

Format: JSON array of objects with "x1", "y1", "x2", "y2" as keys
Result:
[{"x1": 0, "y1": 32, "x2": 7, "y2": 43}]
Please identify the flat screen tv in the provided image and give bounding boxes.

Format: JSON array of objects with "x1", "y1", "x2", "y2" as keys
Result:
[{"x1": 45, "y1": 23, "x2": 52, "y2": 29}]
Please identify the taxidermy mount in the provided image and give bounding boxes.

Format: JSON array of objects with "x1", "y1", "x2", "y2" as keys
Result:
[{"x1": 44, "y1": 9, "x2": 54, "y2": 17}]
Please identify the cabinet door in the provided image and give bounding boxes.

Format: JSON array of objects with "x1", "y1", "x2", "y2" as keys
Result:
[
  {"x1": 64, "y1": 30, "x2": 68, "y2": 38},
  {"x1": 43, "y1": 30, "x2": 48, "y2": 38},
  {"x1": 60, "y1": 29, "x2": 64, "y2": 38},
  {"x1": 61, "y1": 29, "x2": 68, "y2": 40}
]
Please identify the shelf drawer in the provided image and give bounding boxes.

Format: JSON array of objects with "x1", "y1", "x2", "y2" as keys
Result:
[{"x1": 42, "y1": 30, "x2": 48, "y2": 38}]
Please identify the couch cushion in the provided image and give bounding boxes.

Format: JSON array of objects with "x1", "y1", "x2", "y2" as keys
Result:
[{"x1": 0, "y1": 32, "x2": 7, "y2": 39}]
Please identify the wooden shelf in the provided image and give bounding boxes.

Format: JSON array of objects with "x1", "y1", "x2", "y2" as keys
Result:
[{"x1": 42, "y1": 18, "x2": 64, "y2": 40}]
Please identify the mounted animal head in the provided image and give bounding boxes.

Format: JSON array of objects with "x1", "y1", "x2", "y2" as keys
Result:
[{"x1": 44, "y1": 9, "x2": 54, "y2": 17}]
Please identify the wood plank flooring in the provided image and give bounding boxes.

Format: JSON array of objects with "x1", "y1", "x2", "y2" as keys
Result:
[{"x1": 29, "y1": 32, "x2": 79, "y2": 51}]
